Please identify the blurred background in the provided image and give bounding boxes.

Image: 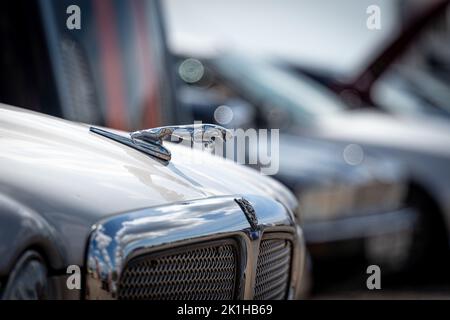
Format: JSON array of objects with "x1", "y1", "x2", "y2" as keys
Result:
[
  {"x1": 163, "y1": 0, "x2": 450, "y2": 298},
  {"x1": 1, "y1": 0, "x2": 450, "y2": 298}
]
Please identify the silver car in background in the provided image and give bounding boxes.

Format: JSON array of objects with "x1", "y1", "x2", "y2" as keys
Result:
[{"x1": 175, "y1": 53, "x2": 420, "y2": 277}]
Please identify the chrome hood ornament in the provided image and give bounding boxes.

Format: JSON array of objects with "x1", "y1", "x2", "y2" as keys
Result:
[{"x1": 90, "y1": 124, "x2": 232, "y2": 163}]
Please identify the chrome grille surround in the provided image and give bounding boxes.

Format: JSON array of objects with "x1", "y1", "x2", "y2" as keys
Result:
[{"x1": 85, "y1": 195, "x2": 305, "y2": 300}]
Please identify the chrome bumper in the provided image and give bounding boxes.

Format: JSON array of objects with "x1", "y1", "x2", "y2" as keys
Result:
[
  {"x1": 303, "y1": 207, "x2": 418, "y2": 244},
  {"x1": 85, "y1": 195, "x2": 305, "y2": 300}
]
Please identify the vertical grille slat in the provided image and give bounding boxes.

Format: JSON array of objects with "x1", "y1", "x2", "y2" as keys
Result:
[
  {"x1": 118, "y1": 242, "x2": 237, "y2": 300},
  {"x1": 254, "y1": 238, "x2": 292, "y2": 300}
]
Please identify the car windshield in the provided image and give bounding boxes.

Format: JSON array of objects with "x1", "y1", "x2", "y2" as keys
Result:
[{"x1": 212, "y1": 54, "x2": 348, "y2": 123}]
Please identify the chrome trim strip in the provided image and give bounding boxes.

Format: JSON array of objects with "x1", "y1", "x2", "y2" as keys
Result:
[{"x1": 85, "y1": 195, "x2": 302, "y2": 299}]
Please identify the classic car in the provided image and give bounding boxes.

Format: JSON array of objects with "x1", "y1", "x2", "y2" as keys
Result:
[
  {"x1": 0, "y1": 0, "x2": 305, "y2": 300},
  {"x1": 0, "y1": 104, "x2": 305, "y2": 299},
  {"x1": 174, "y1": 54, "x2": 419, "y2": 274}
]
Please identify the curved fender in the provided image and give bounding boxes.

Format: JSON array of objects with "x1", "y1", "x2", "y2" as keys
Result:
[{"x1": 0, "y1": 193, "x2": 65, "y2": 276}]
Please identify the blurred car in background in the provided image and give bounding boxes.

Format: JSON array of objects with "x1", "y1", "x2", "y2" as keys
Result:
[
  {"x1": 174, "y1": 53, "x2": 425, "y2": 277},
  {"x1": 283, "y1": 0, "x2": 450, "y2": 273},
  {"x1": 290, "y1": 0, "x2": 450, "y2": 121},
  {"x1": 174, "y1": 51, "x2": 450, "y2": 278}
]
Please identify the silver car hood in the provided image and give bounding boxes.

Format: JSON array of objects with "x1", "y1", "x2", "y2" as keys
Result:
[{"x1": 0, "y1": 104, "x2": 296, "y2": 227}]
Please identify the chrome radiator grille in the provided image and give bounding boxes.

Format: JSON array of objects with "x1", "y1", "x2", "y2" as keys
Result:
[
  {"x1": 85, "y1": 196, "x2": 300, "y2": 300},
  {"x1": 254, "y1": 239, "x2": 292, "y2": 300},
  {"x1": 117, "y1": 242, "x2": 237, "y2": 300}
]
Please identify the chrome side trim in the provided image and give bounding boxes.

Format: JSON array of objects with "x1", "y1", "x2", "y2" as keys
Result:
[{"x1": 85, "y1": 195, "x2": 302, "y2": 300}]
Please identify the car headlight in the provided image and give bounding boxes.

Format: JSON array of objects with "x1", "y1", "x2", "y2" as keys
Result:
[
  {"x1": 382, "y1": 181, "x2": 407, "y2": 211},
  {"x1": 350, "y1": 180, "x2": 407, "y2": 215},
  {"x1": 297, "y1": 184, "x2": 355, "y2": 222},
  {"x1": 297, "y1": 179, "x2": 407, "y2": 223}
]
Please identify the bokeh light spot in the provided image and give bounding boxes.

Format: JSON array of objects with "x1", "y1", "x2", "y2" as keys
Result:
[
  {"x1": 214, "y1": 105, "x2": 234, "y2": 125},
  {"x1": 343, "y1": 144, "x2": 364, "y2": 165}
]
